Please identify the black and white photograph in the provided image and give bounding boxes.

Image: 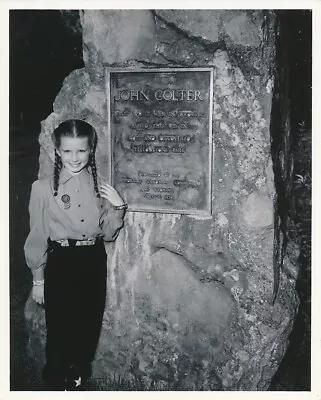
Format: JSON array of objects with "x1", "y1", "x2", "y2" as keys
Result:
[{"x1": 3, "y1": 3, "x2": 318, "y2": 395}]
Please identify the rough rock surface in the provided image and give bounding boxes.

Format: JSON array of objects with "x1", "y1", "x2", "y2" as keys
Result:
[
  {"x1": 155, "y1": 10, "x2": 263, "y2": 47},
  {"x1": 81, "y1": 10, "x2": 157, "y2": 65},
  {"x1": 25, "y1": 10, "x2": 298, "y2": 390}
]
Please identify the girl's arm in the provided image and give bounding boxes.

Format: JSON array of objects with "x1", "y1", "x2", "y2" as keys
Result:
[
  {"x1": 24, "y1": 180, "x2": 49, "y2": 277},
  {"x1": 99, "y1": 182, "x2": 126, "y2": 241}
]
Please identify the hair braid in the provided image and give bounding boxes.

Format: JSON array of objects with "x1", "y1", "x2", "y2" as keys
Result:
[
  {"x1": 53, "y1": 150, "x2": 62, "y2": 196},
  {"x1": 90, "y1": 152, "x2": 100, "y2": 198}
]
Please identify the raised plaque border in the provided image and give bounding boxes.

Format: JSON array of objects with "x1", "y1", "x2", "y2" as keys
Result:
[{"x1": 105, "y1": 67, "x2": 214, "y2": 216}]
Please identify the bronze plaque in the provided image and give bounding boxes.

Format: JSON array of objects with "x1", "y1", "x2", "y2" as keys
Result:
[{"x1": 106, "y1": 68, "x2": 213, "y2": 215}]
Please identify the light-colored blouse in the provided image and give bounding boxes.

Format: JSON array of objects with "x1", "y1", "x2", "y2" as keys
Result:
[{"x1": 24, "y1": 167, "x2": 125, "y2": 271}]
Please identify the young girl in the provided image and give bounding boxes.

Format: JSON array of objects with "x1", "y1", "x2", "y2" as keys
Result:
[{"x1": 24, "y1": 119, "x2": 127, "y2": 390}]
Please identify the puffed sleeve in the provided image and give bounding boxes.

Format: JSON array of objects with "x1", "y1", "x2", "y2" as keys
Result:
[
  {"x1": 99, "y1": 199, "x2": 126, "y2": 242},
  {"x1": 24, "y1": 180, "x2": 49, "y2": 271}
]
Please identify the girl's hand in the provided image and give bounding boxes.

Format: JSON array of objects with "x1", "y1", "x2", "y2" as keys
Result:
[
  {"x1": 32, "y1": 285, "x2": 44, "y2": 305},
  {"x1": 99, "y1": 182, "x2": 125, "y2": 207}
]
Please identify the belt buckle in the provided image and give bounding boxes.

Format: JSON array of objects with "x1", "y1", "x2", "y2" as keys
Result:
[{"x1": 75, "y1": 238, "x2": 95, "y2": 246}]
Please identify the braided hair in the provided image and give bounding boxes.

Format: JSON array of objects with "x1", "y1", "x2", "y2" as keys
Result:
[
  {"x1": 53, "y1": 149, "x2": 63, "y2": 196},
  {"x1": 89, "y1": 151, "x2": 100, "y2": 198},
  {"x1": 52, "y1": 119, "x2": 100, "y2": 198}
]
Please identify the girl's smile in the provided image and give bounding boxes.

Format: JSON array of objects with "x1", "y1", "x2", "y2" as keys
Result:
[{"x1": 57, "y1": 137, "x2": 91, "y2": 175}]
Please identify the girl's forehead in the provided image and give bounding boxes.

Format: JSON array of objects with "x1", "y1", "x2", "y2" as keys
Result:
[{"x1": 59, "y1": 136, "x2": 90, "y2": 148}]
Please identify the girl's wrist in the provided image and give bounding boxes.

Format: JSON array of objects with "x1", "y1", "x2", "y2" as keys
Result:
[
  {"x1": 33, "y1": 279, "x2": 45, "y2": 286},
  {"x1": 32, "y1": 264, "x2": 45, "y2": 281},
  {"x1": 113, "y1": 203, "x2": 128, "y2": 211}
]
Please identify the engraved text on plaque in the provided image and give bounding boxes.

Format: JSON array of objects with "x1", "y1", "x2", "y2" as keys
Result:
[{"x1": 106, "y1": 68, "x2": 213, "y2": 215}]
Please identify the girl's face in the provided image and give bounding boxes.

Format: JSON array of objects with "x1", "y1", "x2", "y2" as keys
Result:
[{"x1": 57, "y1": 136, "x2": 91, "y2": 175}]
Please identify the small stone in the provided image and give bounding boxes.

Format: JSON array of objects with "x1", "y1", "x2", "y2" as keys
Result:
[
  {"x1": 217, "y1": 213, "x2": 228, "y2": 227},
  {"x1": 229, "y1": 269, "x2": 240, "y2": 281},
  {"x1": 237, "y1": 350, "x2": 250, "y2": 362}
]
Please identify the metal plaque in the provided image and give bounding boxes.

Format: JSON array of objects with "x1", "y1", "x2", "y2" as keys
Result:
[{"x1": 106, "y1": 67, "x2": 213, "y2": 215}]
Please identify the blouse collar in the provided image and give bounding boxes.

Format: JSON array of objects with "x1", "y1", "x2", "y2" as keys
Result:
[{"x1": 59, "y1": 167, "x2": 91, "y2": 184}]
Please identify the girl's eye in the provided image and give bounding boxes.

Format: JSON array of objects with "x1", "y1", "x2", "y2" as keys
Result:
[{"x1": 79, "y1": 150, "x2": 87, "y2": 153}]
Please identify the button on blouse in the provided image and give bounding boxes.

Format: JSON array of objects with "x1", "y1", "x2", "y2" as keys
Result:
[{"x1": 24, "y1": 168, "x2": 126, "y2": 271}]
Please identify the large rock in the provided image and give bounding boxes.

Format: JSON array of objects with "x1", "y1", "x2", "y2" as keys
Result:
[
  {"x1": 81, "y1": 10, "x2": 156, "y2": 65},
  {"x1": 155, "y1": 10, "x2": 263, "y2": 47},
  {"x1": 25, "y1": 10, "x2": 299, "y2": 390}
]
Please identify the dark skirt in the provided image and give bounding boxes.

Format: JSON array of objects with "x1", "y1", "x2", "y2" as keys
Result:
[{"x1": 43, "y1": 239, "x2": 107, "y2": 387}]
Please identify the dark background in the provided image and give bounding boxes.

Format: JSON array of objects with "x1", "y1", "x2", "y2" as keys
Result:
[
  {"x1": 9, "y1": 10, "x2": 311, "y2": 390},
  {"x1": 9, "y1": 10, "x2": 84, "y2": 390}
]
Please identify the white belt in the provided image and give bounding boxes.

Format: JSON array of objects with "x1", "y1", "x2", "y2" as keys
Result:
[{"x1": 55, "y1": 238, "x2": 97, "y2": 247}]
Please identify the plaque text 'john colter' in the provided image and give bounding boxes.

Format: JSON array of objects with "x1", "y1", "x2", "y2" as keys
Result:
[{"x1": 114, "y1": 89, "x2": 204, "y2": 102}]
